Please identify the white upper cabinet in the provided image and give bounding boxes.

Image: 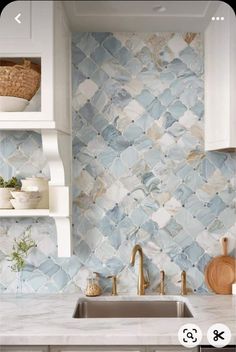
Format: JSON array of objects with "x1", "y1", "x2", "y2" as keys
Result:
[
  {"x1": 0, "y1": 1, "x2": 71, "y2": 134},
  {"x1": 204, "y1": 2, "x2": 236, "y2": 151}
]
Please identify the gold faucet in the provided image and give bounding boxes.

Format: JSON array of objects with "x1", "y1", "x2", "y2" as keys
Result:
[
  {"x1": 130, "y1": 244, "x2": 149, "y2": 295},
  {"x1": 159, "y1": 270, "x2": 165, "y2": 295},
  {"x1": 107, "y1": 275, "x2": 118, "y2": 296},
  {"x1": 181, "y1": 270, "x2": 187, "y2": 295}
]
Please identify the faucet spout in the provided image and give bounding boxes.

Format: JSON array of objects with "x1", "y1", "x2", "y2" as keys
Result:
[{"x1": 130, "y1": 244, "x2": 149, "y2": 295}]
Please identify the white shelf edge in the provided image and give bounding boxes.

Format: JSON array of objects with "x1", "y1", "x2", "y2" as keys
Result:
[
  {"x1": 0, "y1": 121, "x2": 56, "y2": 130},
  {"x1": 0, "y1": 209, "x2": 50, "y2": 217}
]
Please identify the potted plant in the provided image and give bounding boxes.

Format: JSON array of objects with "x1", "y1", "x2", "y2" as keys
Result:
[
  {"x1": 0, "y1": 176, "x2": 20, "y2": 209},
  {"x1": 8, "y1": 232, "x2": 37, "y2": 294}
]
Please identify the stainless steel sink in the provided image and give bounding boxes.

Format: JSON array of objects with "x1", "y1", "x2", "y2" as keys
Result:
[{"x1": 73, "y1": 300, "x2": 193, "y2": 318}]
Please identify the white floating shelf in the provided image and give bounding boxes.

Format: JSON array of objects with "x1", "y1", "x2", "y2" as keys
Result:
[
  {"x1": 0, "y1": 209, "x2": 50, "y2": 217},
  {"x1": 0, "y1": 116, "x2": 56, "y2": 130}
]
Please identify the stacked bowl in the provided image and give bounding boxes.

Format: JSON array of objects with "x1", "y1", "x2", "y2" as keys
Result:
[{"x1": 10, "y1": 191, "x2": 41, "y2": 209}]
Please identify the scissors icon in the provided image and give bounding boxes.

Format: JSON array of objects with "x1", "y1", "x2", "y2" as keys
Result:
[{"x1": 213, "y1": 330, "x2": 225, "y2": 341}]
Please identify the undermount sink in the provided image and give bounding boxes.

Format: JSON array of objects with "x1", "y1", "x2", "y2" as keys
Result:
[{"x1": 73, "y1": 299, "x2": 193, "y2": 318}]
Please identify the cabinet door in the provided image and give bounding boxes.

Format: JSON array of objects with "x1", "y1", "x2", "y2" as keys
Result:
[
  {"x1": 204, "y1": 2, "x2": 236, "y2": 151},
  {"x1": 50, "y1": 347, "x2": 145, "y2": 352},
  {"x1": 0, "y1": 347, "x2": 49, "y2": 352},
  {"x1": 148, "y1": 347, "x2": 198, "y2": 352}
]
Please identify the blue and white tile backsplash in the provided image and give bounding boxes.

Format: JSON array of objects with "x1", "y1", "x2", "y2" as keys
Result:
[{"x1": 0, "y1": 32, "x2": 236, "y2": 294}]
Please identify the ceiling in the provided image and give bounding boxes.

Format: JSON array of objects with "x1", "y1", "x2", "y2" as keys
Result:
[{"x1": 63, "y1": 1, "x2": 220, "y2": 32}]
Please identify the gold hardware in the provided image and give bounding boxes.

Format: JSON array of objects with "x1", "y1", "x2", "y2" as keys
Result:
[
  {"x1": 181, "y1": 270, "x2": 187, "y2": 295},
  {"x1": 130, "y1": 244, "x2": 149, "y2": 295},
  {"x1": 107, "y1": 275, "x2": 118, "y2": 296},
  {"x1": 159, "y1": 270, "x2": 165, "y2": 295}
]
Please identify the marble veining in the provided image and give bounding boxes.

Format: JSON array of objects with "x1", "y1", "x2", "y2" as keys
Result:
[
  {"x1": 0, "y1": 294, "x2": 235, "y2": 345},
  {"x1": 0, "y1": 32, "x2": 235, "y2": 294}
]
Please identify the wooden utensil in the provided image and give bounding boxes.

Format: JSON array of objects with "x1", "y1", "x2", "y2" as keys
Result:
[{"x1": 205, "y1": 237, "x2": 236, "y2": 294}]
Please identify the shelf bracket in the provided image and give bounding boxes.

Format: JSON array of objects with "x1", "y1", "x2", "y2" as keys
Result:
[{"x1": 41, "y1": 129, "x2": 72, "y2": 257}]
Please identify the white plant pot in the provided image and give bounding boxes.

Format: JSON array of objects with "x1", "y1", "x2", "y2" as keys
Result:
[{"x1": 0, "y1": 188, "x2": 15, "y2": 209}]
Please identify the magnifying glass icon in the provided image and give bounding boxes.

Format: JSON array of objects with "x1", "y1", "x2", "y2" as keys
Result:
[{"x1": 187, "y1": 332, "x2": 194, "y2": 340}]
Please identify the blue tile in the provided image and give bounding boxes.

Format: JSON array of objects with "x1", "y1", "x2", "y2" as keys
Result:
[
  {"x1": 174, "y1": 184, "x2": 193, "y2": 203},
  {"x1": 78, "y1": 57, "x2": 98, "y2": 77},
  {"x1": 125, "y1": 58, "x2": 142, "y2": 75},
  {"x1": 199, "y1": 158, "x2": 215, "y2": 180},
  {"x1": 91, "y1": 69, "x2": 109, "y2": 87},
  {"x1": 0, "y1": 138, "x2": 16, "y2": 159},
  {"x1": 115, "y1": 46, "x2": 133, "y2": 66},
  {"x1": 191, "y1": 100, "x2": 204, "y2": 118},
  {"x1": 208, "y1": 219, "x2": 226, "y2": 233},
  {"x1": 109, "y1": 136, "x2": 130, "y2": 152},
  {"x1": 159, "y1": 89, "x2": 175, "y2": 106},
  {"x1": 99, "y1": 216, "x2": 116, "y2": 237},
  {"x1": 162, "y1": 112, "x2": 176, "y2": 128},
  {"x1": 123, "y1": 124, "x2": 143, "y2": 141},
  {"x1": 102, "y1": 125, "x2": 121, "y2": 142},
  {"x1": 38, "y1": 260, "x2": 60, "y2": 277},
  {"x1": 53, "y1": 269, "x2": 70, "y2": 290},
  {"x1": 79, "y1": 102, "x2": 97, "y2": 123},
  {"x1": 91, "y1": 32, "x2": 112, "y2": 43},
  {"x1": 171, "y1": 252, "x2": 192, "y2": 271},
  {"x1": 184, "y1": 242, "x2": 204, "y2": 263},
  {"x1": 196, "y1": 253, "x2": 212, "y2": 272},
  {"x1": 148, "y1": 98, "x2": 165, "y2": 119},
  {"x1": 76, "y1": 33, "x2": 99, "y2": 55},
  {"x1": 72, "y1": 45, "x2": 86, "y2": 65},
  {"x1": 168, "y1": 122, "x2": 186, "y2": 137},
  {"x1": 107, "y1": 228, "x2": 121, "y2": 249},
  {"x1": 136, "y1": 89, "x2": 155, "y2": 108},
  {"x1": 92, "y1": 114, "x2": 108, "y2": 132},
  {"x1": 164, "y1": 218, "x2": 182, "y2": 238},
  {"x1": 166, "y1": 58, "x2": 188, "y2": 75},
  {"x1": 111, "y1": 88, "x2": 132, "y2": 107},
  {"x1": 208, "y1": 196, "x2": 226, "y2": 216},
  {"x1": 168, "y1": 100, "x2": 187, "y2": 119},
  {"x1": 131, "y1": 207, "x2": 148, "y2": 226},
  {"x1": 74, "y1": 240, "x2": 91, "y2": 263},
  {"x1": 103, "y1": 36, "x2": 122, "y2": 55},
  {"x1": 106, "y1": 257, "x2": 124, "y2": 274},
  {"x1": 91, "y1": 46, "x2": 111, "y2": 65},
  {"x1": 98, "y1": 148, "x2": 118, "y2": 168}
]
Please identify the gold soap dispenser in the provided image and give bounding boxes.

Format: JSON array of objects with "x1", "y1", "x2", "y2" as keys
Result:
[{"x1": 85, "y1": 272, "x2": 102, "y2": 297}]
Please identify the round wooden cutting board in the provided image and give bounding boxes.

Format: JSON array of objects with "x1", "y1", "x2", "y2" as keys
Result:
[{"x1": 205, "y1": 237, "x2": 236, "y2": 294}]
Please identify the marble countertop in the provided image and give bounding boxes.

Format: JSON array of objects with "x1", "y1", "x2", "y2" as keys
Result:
[{"x1": 0, "y1": 294, "x2": 235, "y2": 346}]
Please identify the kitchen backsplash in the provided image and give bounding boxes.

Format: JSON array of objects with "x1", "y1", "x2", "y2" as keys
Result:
[{"x1": 0, "y1": 32, "x2": 235, "y2": 294}]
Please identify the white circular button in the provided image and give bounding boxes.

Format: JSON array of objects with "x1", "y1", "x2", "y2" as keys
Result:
[
  {"x1": 178, "y1": 323, "x2": 203, "y2": 348},
  {"x1": 207, "y1": 323, "x2": 232, "y2": 348}
]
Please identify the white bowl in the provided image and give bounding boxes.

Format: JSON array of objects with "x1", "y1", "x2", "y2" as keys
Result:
[
  {"x1": 11, "y1": 190, "x2": 40, "y2": 200},
  {"x1": 0, "y1": 96, "x2": 29, "y2": 112},
  {"x1": 10, "y1": 198, "x2": 40, "y2": 209}
]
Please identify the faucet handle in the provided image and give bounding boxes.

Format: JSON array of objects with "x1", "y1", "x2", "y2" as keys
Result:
[
  {"x1": 107, "y1": 275, "x2": 118, "y2": 296},
  {"x1": 143, "y1": 269, "x2": 150, "y2": 289},
  {"x1": 157, "y1": 270, "x2": 166, "y2": 295},
  {"x1": 179, "y1": 270, "x2": 192, "y2": 295}
]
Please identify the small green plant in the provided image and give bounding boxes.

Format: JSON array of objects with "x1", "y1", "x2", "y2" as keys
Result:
[
  {"x1": 8, "y1": 232, "x2": 37, "y2": 272},
  {"x1": 0, "y1": 176, "x2": 20, "y2": 188}
]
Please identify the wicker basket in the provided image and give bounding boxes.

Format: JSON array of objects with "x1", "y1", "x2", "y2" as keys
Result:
[{"x1": 0, "y1": 59, "x2": 41, "y2": 101}]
